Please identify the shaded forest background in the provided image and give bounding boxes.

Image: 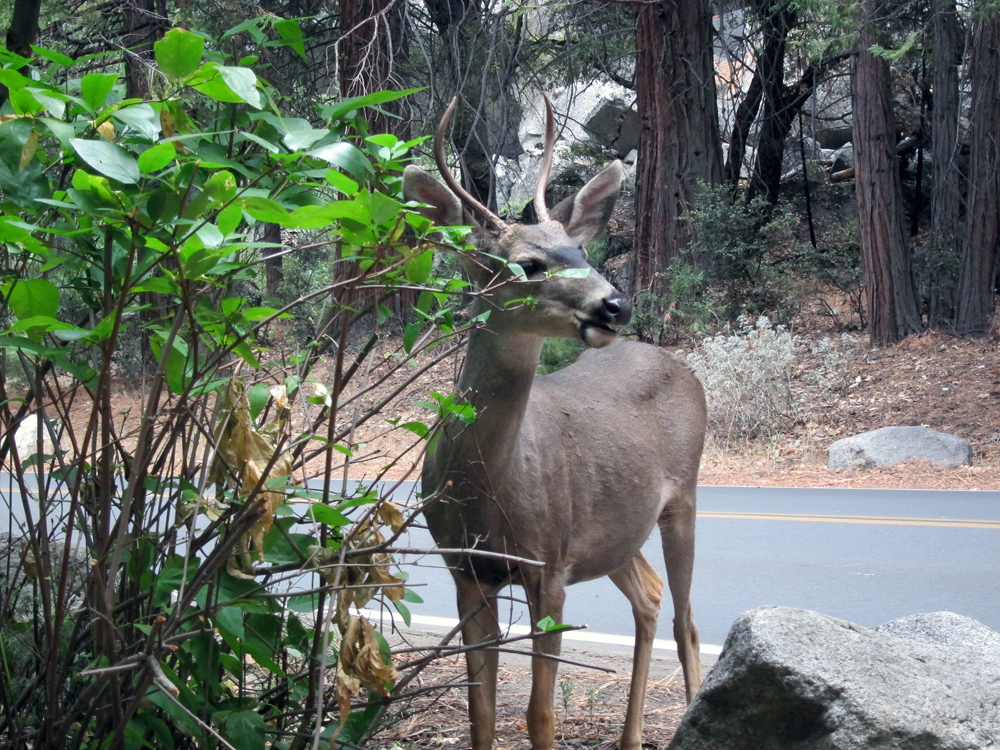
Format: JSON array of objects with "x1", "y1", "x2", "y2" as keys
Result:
[{"x1": 5, "y1": 0, "x2": 999, "y2": 345}]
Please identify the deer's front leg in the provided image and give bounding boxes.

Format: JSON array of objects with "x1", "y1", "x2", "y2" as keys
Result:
[
  {"x1": 609, "y1": 554, "x2": 663, "y2": 750},
  {"x1": 454, "y1": 573, "x2": 501, "y2": 750},
  {"x1": 525, "y1": 572, "x2": 567, "y2": 750}
]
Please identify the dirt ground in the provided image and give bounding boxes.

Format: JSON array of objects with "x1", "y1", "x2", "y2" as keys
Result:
[{"x1": 378, "y1": 630, "x2": 692, "y2": 750}]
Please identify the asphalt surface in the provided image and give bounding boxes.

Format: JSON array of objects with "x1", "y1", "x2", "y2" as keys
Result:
[{"x1": 390, "y1": 483, "x2": 1000, "y2": 650}]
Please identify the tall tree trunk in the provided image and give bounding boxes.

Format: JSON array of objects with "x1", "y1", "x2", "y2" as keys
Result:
[
  {"x1": 339, "y1": 0, "x2": 401, "y2": 135},
  {"x1": 263, "y1": 223, "x2": 283, "y2": 296},
  {"x1": 725, "y1": 67, "x2": 764, "y2": 189},
  {"x1": 852, "y1": 0, "x2": 922, "y2": 346},
  {"x1": 122, "y1": 0, "x2": 164, "y2": 99},
  {"x1": 955, "y1": 10, "x2": 1000, "y2": 335},
  {"x1": 633, "y1": 0, "x2": 723, "y2": 293},
  {"x1": 1, "y1": 0, "x2": 43, "y2": 106},
  {"x1": 928, "y1": 0, "x2": 962, "y2": 325}
]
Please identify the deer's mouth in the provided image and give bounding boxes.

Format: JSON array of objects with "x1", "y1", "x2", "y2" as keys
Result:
[{"x1": 580, "y1": 321, "x2": 617, "y2": 348}]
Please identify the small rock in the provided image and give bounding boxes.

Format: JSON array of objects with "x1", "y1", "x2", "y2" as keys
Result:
[{"x1": 828, "y1": 426, "x2": 972, "y2": 471}]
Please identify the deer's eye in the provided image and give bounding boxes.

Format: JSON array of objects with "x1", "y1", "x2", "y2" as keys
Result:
[{"x1": 516, "y1": 260, "x2": 544, "y2": 278}]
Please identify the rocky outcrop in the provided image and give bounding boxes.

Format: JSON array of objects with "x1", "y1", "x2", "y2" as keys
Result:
[
  {"x1": 828, "y1": 426, "x2": 973, "y2": 470},
  {"x1": 669, "y1": 607, "x2": 1000, "y2": 750}
]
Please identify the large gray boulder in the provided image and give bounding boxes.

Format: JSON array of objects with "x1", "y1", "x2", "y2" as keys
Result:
[
  {"x1": 828, "y1": 426, "x2": 972, "y2": 471},
  {"x1": 669, "y1": 607, "x2": 1000, "y2": 750}
]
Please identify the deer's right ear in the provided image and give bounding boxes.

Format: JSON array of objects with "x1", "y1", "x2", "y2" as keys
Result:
[
  {"x1": 550, "y1": 160, "x2": 624, "y2": 245},
  {"x1": 403, "y1": 166, "x2": 465, "y2": 227}
]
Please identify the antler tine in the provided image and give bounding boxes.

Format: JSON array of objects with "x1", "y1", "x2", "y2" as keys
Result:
[
  {"x1": 533, "y1": 93, "x2": 555, "y2": 224},
  {"x1": 434, "y1": 97, "x2": 506, "y2": 232}
]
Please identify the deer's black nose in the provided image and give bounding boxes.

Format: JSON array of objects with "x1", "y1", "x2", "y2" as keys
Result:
[{"x1": 596, "y1": 296, "x2": 632, "y2": 326}]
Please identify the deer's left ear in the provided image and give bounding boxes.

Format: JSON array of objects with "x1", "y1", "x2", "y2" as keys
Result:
[
  {"x1": 550, "y1": 160, "x2": 623, "y2": 245},
  {"x1": 403, "y1": 166, "x2": 465, "y2": 227}
]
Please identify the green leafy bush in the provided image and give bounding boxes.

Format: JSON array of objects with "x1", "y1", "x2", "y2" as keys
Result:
[{"x1": 0, "y1": 24, "x2": 483, "y2": 749}]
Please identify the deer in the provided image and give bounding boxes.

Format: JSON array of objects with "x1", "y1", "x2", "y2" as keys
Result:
[{"x1": 402, "y1": 95, "x2": 707, "y2": 750}]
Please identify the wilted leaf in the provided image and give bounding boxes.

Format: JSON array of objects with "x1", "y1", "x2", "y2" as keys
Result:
[
  {"x1": 210, "y1": 379, "x2": 292, "y2": 576},
  {"x1": 377, "y1": 501, "x2": 404, "y2": 533},
  {"x1": 18, "y1": 128, "x2": 38, "y2": 171},
  {"x1": 95, "y1": 121, "x2": 116, "y2": 142}
]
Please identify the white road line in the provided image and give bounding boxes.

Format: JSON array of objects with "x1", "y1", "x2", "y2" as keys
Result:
[{"x1": 358, "y1": 608, "x2": 725, "y2": 656}]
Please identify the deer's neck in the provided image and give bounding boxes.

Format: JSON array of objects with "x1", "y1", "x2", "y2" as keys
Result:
[{"x1": 455, "y1": 322, "x2": 543, "y2": 470}]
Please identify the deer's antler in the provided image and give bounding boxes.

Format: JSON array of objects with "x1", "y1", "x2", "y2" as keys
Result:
[
  {"x1": 534, "y1": 93, "x2": 556, "y2": 223},
  {"x1": 434, "y1": 97, "x2": 506, "y2": 232}
]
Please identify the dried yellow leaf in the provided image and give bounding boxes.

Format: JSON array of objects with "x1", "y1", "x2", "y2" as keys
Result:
[
  {"x1": 377, "y1": 501, "x2": 405, "y2": 534},
  {"x1": 96, "y1": 121, "x2": 116, "y2": 142},
  {"x1": 19, "y1": 129, "x2": 38, "y2": 172}
]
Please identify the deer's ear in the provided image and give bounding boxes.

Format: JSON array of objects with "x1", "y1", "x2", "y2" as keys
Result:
[
  {"x1": 403, "y1": 166, "x2": 465, "y2": 227},
  {"x1": 550, "y1": 160, "x2": 623, "y2": 245}
]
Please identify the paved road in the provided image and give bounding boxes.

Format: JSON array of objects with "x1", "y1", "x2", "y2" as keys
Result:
[
  {"x1": 390, "y1": 483, "x2": 1000, "y2": 650},
  {"x1": 4, "y1": 473, "x2": 998, "y2": 652}
]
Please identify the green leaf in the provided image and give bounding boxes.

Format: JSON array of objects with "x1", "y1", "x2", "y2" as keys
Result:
[
  {"x1": 536, "y1": 616, "x2": 573, "y2": 632},
  {"x1": 322, "y1": 88, "x2": 422, "y2": 123},
  {"x1": 402, "y1": 320, "x2": 421, "y2": 354},
  {"x1": 242, "y1": 196, "x2": 289, "y2": 225},
  {"x1": 553, "y1": 267, "x2": 590, "y2": 279},
  {"x1": 137, "y1": 143, "x2": 175, "y2": 173},
  {"x1": 80, "y1": 73, "x2": 118, "y2": 110},
  {"x1": 217, "y1": 204, "x2": 243, "y2": 235},
  {"x1": 114, "y1": 103, "x2": 161, "y2": 139},
  {"x1": 308, "y1": 504, "x2": 350, "y2": 527},
  {"x1": 393, "y1": 600, "x2": 411, "y2": 626},
  {"x1": 325, "y1": 170, "x2": 359, "y2": 195},
  {"x1": 132, "y1": 277, "x2": 180, "y2": 296},
  {"x1": 204, "y1": 169, "x2": 236, "y2": 202},
  {"x1": 216, "y1": 606, "x2": 245, "y2": 639},
  {"x1": 40, "y1": 117, "x2": 73, "y2": 149},
  {"x1": 192, "y1": 65, "x2": 261, "y2": 108},
  {"x1": 154, "y1": 28, "x2": 205, "y2": 82},
  {"x1": 31, "y1": 45, "x2": 73, "y2": 67},
  {"x1": 404, "y1": 249, "x2": 433, "y2": 285},
  {"x1": 397, "y1": 421, "x2": 429, "y2": 438},
  {"x1": 247, "y1": 382, "x2": 270, "y2": 420},
  {"x1": 283, "y1": 128, "x2": 329, "y2": 151},
  {"x1": 154, "y1": 554, "x2": 197, "y2": 608},
  {"x1": 6, "y1": 279, "x2": 59, "y2": 320},
  {"x1": 226, "y1": 710, "x2": 265, "y2": 750},
  {"x1": 70, "y1": 139, "x2": 140, "y2": 184},
  {"x1": 307, "y1": 141, "x2": 372, "y2": 179},
  {"x1": 273, "y1": 19, "x2": 306, "y2": 58}
]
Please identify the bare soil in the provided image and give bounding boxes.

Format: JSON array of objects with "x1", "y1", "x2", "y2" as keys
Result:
[{"x1": 379, "y1": 633, "x2": 690, "y2": 750}]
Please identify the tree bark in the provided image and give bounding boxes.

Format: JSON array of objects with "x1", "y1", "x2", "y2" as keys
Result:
[
  {"x1": 852, "y1": 0, "x2": 922, "y2": 346},
  {"x1": 633, "y1": 0, "x2": 724, "y2": 293},
  {"x1": 122, "y1": 0, "x2": 165, "y2": 99},
  {"x1": 263, "y1": 223, "x2": 283, "y2": 296},
  {"x1": 339, "y1": 0, "x2": 403, "y2": 135},
  {"x1": 725, "y1": 67, "x2": 764, "y2": 189},
  {"x1": 1, "y1": 0, "x2": 43, "y2": 106},
  {"x1": 955, "y1": 10, "x2": 1000, "y2": 335},
  {"x1": 928, "y1": 0, "x2": 962, "y2": 325}
]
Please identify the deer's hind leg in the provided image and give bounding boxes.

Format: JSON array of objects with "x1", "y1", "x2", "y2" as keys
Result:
[
  {"x1": 524, "y1": 570, "x2": 568, "y2": 750},
  {"x1": 609, "y1": 553, "x2": 663, "y2": 750},
  {"x1": 454, "y1": 573, "x2": 501, "y2": 750},
  {"x1": 658, "y1": 483, "x2": 703, "y2": 702}
]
